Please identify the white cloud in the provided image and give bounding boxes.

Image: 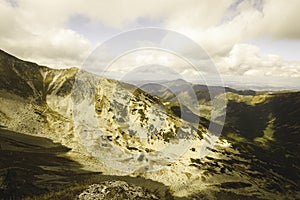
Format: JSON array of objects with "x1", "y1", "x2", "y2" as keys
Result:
[
  {"x1": 167, "y1": 0, "x2": 300, "y2": 56},
  {"x1": 0, "y1": 0, "x2": 299, "y2": 83},
  {"x1": 0, "y1": 0, "x2": 91, "y2": 68},
  {"x1": 215, "y1": 43, "x2": 300, "y2": 78}
]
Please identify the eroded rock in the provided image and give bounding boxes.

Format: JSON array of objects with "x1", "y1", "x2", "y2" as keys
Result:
[{"x1": 77, "y1": 181, "x2": 159, "y2": 200}]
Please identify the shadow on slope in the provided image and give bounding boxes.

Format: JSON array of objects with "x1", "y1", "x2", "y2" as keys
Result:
[{"x1": 0, "y1": 129, "x2": 174, "y2": 200}]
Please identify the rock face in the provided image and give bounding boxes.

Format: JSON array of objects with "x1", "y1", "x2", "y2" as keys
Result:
[
  {"x1": 73, "y1": 72, "x2": 209, "y2": 172},
  {"x1": 77, "y1": 181, "x2": 159, "y2": 200}
]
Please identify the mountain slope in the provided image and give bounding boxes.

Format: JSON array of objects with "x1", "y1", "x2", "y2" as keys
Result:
[
  {"x1": 139, "y1": 76, "x2": 300, "y2": 199},
  {"x1": 0, "y1": 50, "x2": 79, "y2": 150},
  {"x1": 0, "y1": 49, "x2": 299, "y2": 199}
]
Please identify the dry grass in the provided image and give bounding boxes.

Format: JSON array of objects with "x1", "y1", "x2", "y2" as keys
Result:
[{"x1": 22, "y1": 184, "x2": 88, "y2": 200}]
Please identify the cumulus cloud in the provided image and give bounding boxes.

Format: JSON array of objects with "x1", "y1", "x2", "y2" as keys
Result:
[
  {"x1": 215, "y1": 43, "x2": 300, "y2": 78},
  {"x1": 0, "y1": 0, "x2": 91, "y2": 68}
]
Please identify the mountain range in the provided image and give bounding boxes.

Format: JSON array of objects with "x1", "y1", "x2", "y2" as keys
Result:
[{"x1": 0, "y1": 49, "x2": 299, "y2": 199}]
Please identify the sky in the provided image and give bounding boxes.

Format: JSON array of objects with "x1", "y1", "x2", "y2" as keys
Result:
[{"x1": 0, "y1": 0, "x2": 299, "y2": 89}]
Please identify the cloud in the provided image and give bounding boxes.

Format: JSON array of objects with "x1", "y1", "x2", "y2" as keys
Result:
[
  {"x1": 167, "y1": 0, "x2": 300, "y2": 56},
  {"x1": 261, "y1": 0, "x2": 300, "y2": 39},
  {"x1": 215, "y1": 43, "x2": 300, "y2": 78},
  {"x1": 0, "y1": 0, "x2": 299, "y2": 83},
  {"x1": 0, "y1": 0, "x2": 91, "y2": 68}
]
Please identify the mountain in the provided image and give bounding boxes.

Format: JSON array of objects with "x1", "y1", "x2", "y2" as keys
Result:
[
  {"x1": 0, "y1": 49, "x2": 78, "y2": 149},
  {"x1": 140, "y1": 79, "x2": 256, "y2": 121},
  {"x1": 0, "y1": 49, "x2": 299, "y2": 199},
  {"x1": 141, "y1": 79, "x2": 300, "y2": 199},
  {"x1": 72, "y1": 71, "x2": 208, "y2": 173}
]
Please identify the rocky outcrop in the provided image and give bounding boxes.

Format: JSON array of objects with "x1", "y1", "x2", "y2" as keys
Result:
[{"x1": 77, "y1": 181, "x2": 159, "y2": 200}]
